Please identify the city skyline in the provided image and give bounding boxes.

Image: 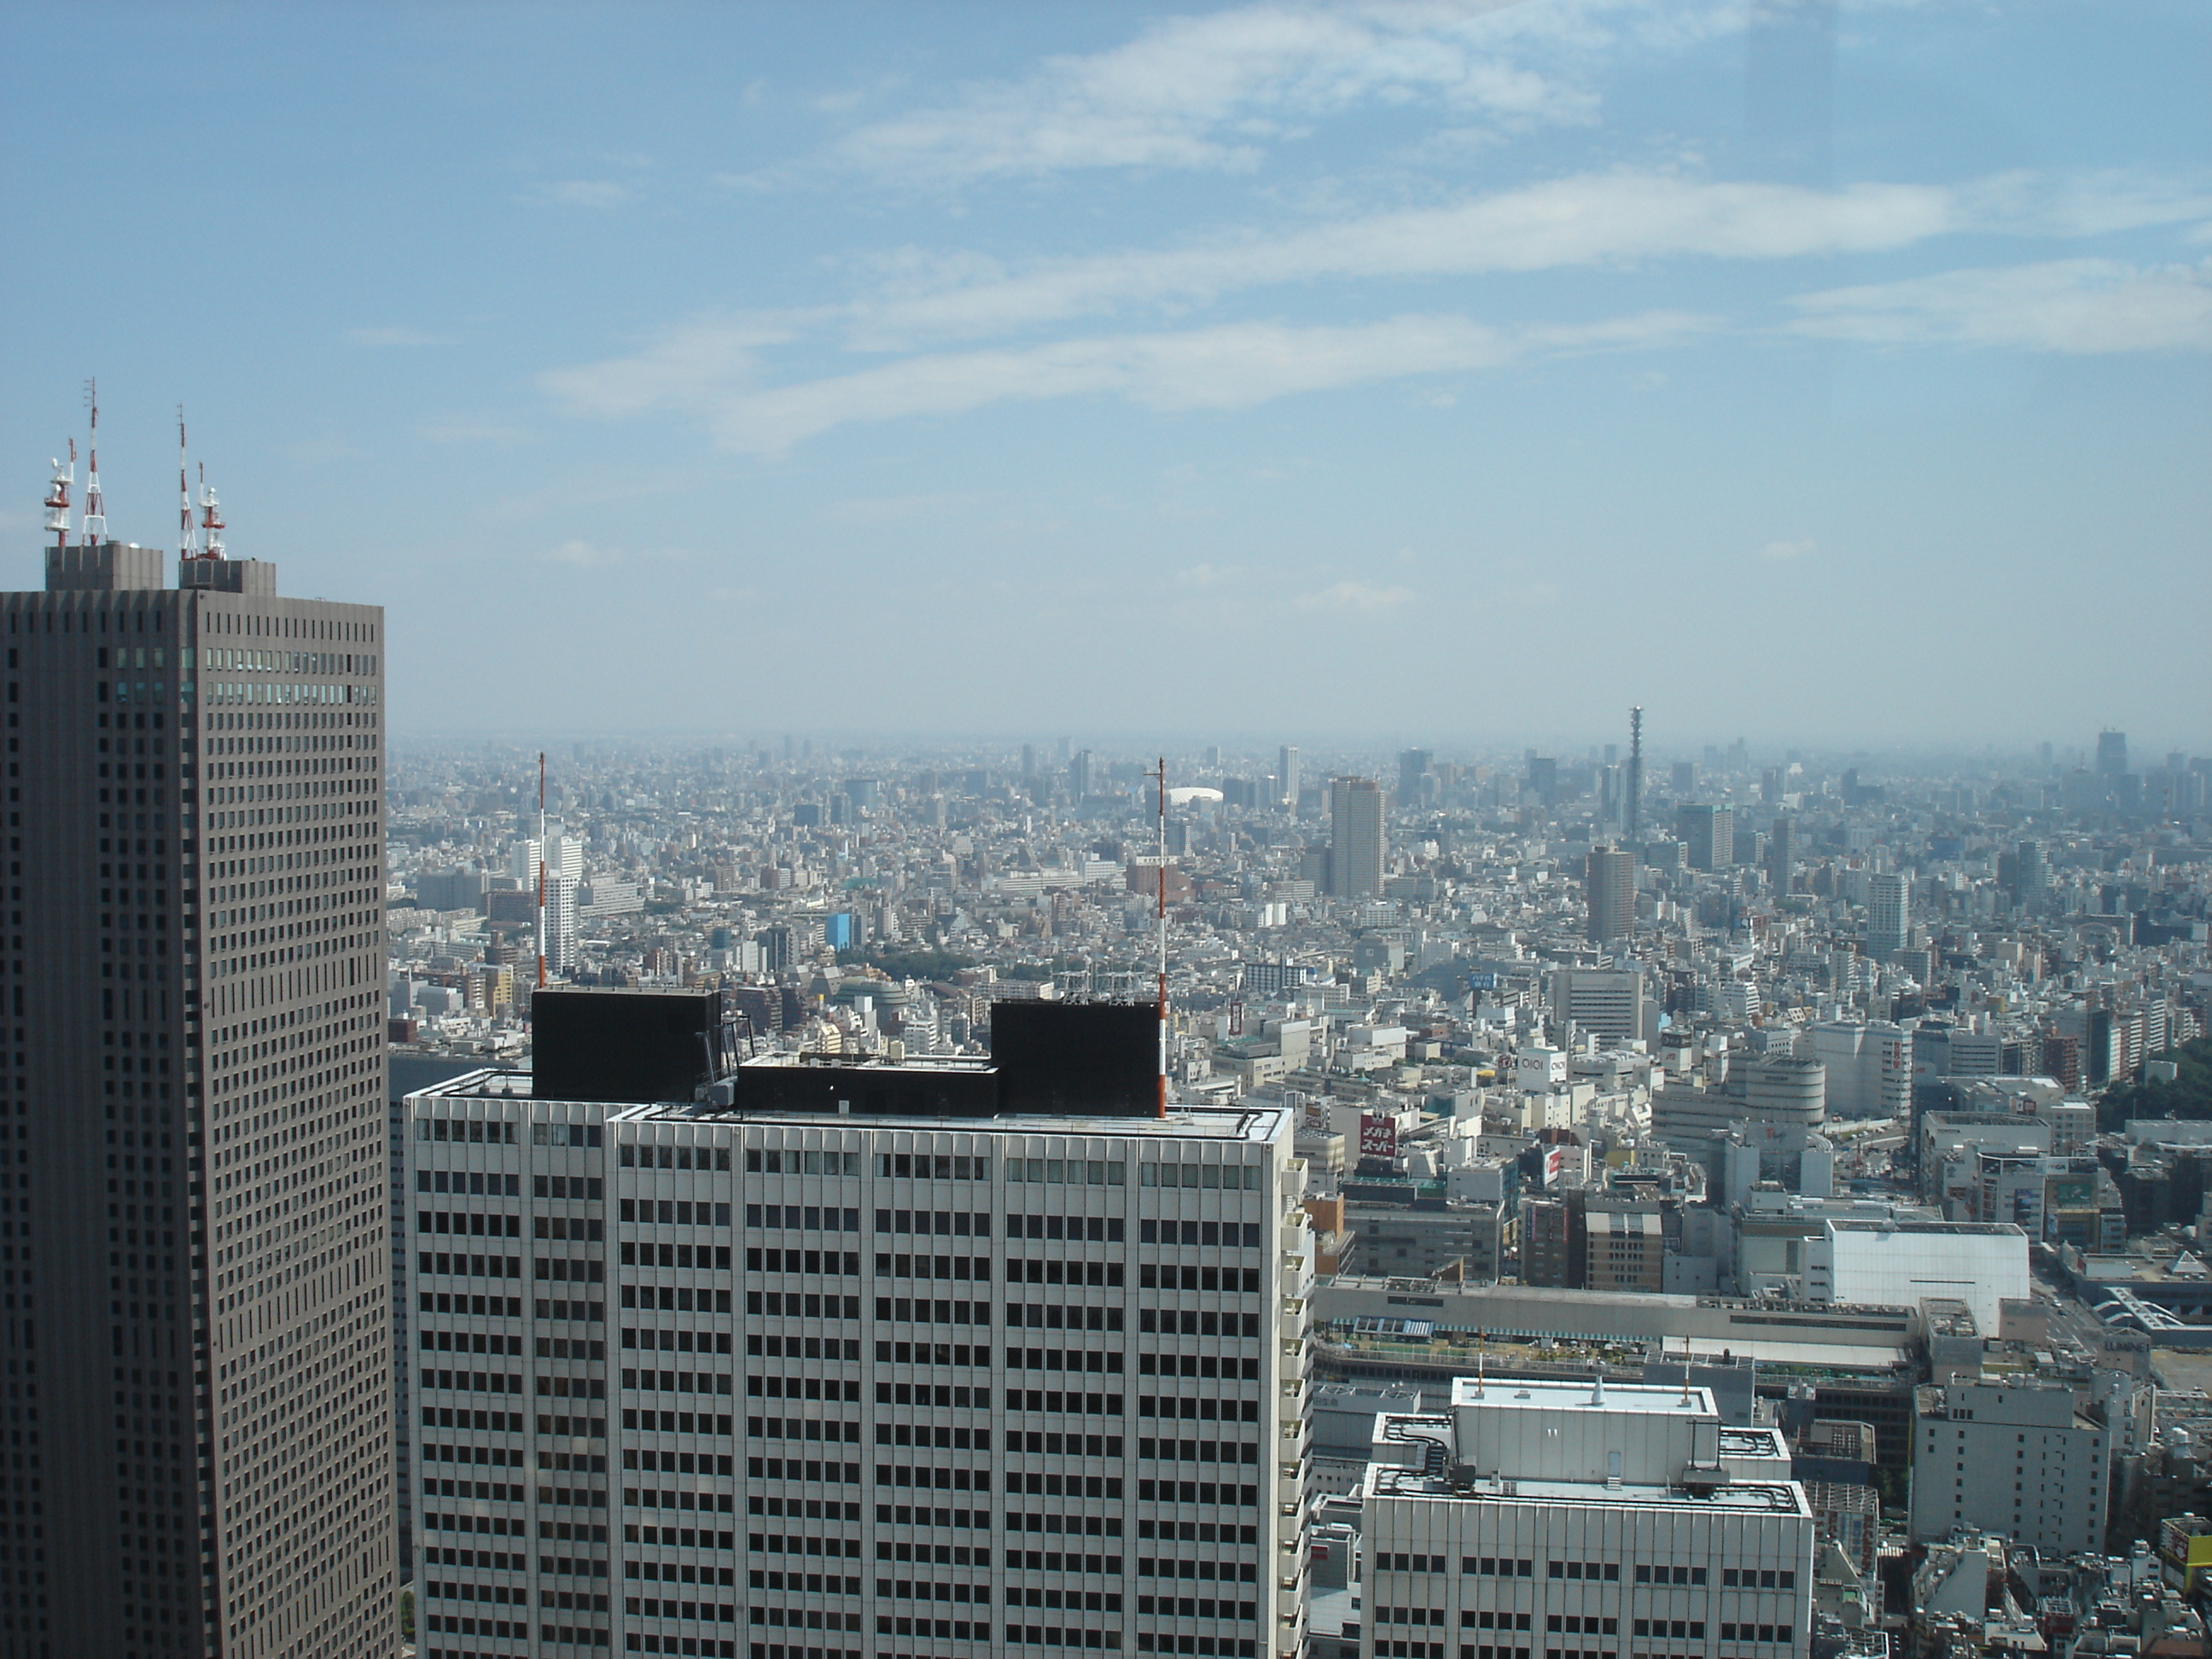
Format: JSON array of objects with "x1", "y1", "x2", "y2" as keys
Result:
[{"x1": 1, "y1": 0, "x2": 2203, "y2": 742}]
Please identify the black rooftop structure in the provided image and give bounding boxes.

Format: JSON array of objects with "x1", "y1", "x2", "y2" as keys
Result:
[{"x1": 529, "y1": 987, "x2": 1161, "y2": 1116}]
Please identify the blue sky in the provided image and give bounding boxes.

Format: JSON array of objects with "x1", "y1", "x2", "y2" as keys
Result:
[{"x1": 1, "y1": 0, "x2": 2205, "y2": 754}]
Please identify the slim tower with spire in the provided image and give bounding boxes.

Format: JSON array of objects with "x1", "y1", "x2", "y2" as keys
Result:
[{"x1": 1627, "y1": 706, "x2": 1644, "y2": 841}]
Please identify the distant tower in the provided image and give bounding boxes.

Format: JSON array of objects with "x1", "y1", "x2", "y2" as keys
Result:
[
  {"x1": 2095, "y1": 730, "x2": 2129, "y2": 778},
  {"x1": 1397, "y1": 747, "x2": 1431, "y2": 805},
  {"x1": 1328, "y1": 776, "x2": 1385, "y2": 899},
  {"x1": 1678, "y1": 802, "x2": 1734, "y2": 872},
  {"x1": 1278, "y1": 743, "x2": 1300, "y2": 809},
  {"x1": 1627, "y1": 707, "x2": 1644, "y2": 839},
  {"x1": 1586, "y1": 845, "x2": 1635, "y2": 942}
]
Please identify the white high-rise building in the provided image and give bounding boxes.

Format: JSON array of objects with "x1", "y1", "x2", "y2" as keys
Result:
[
  {"x1": 404, "y1": 1049, "x2": 1313, "y2": 1659},
  {"x1": 1278, "y1": 746, "x2": 1300, "y2": 809},
  {"x1": 1362, "y1": 1377, "x2": 1815, "y2": 1659},
  {"x1": 1867, "y1": 872, "x2": 1910, "y2": 957},
  {"x1": 515, "y1": 830, "x2": 585, "y2": 888},
  {"x1": 1548, "y1": 969, "x2": 1655, "y2": 1048}
]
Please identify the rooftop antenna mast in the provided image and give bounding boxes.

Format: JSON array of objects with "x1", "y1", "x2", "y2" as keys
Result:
[
  {"x1": 1149, "y1": 756, "x2": 1168, "y2": 1120},
  {"x1": 197, "y1": 463, "x2": 225, "y2": 559},
  {"x1": 80, "y1": 379, "x2": 106, "y2": 546},
  {"x1": 177, "y1": 408, "x2": 201, "y2": 560},
  {"x1": 537, "y1": 752, "x2": 549, "y2": 991},
  {"x1": 42, "y1": 440, "x2": 74, "y2": 552}
]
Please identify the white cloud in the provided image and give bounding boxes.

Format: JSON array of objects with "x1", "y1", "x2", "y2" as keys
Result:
[
  {"x1": 838, "y1": 170, "x2": 2212, "y2": 347},
  {"x1": 815, "y1": 0, "x2": 1652, "y2": 184},
  {"x1": 1758, "y1": 538, "x2": 1817, "y2": 561},
  {"x1": 1788, "y1": 259, "x2": 2212, "y2": 353},
  {"x1": 348, "y1": 325, "x2": 454, "y2": 346},
  {"x1": 556, "y1": 309, "x2": 1705, "y2": 454},
  {"x1": 542, "y1": 318, "x2": 805, "y2": 419},
  {"x1": 1293, "y1": 580, "x2": 1417, "y2": 613}
]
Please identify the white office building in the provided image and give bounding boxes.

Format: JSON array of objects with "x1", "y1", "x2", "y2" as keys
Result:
[
  {"x1": 404, "y1": 1061, "x2": 1313, "y2": 1659},
  {"x1": 1804, "y1": 1219, "x2": 2029, "y2": 1330},
  {"x1": 1806, "y1": 1022, "x2": 1912, "y2": 1121},
  {"x1": 1908, "y1": 1380, "x2": 2110, "y2": 1554},
  {"x1": 1548, "y1": 969, "x2": 1656, "y2": 1049},
  {"x1": 1361, "y1": 1377, "x2": 1815, "y2": 1659}
]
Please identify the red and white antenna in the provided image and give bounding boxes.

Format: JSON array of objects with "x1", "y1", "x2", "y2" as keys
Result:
[
  {"x1": 177, "y1": 408, "x2": 201, "y2": 560},
  {"x1": 1159, "y1": 755, "x2": 1169, "y2": 1119},
  {"x1": 80, "y1": 379, "x2": 106, "y2": 546},
  {"x1": 537, "y1": 752, "x2": 549, "y2": 991},
  {"x1": 42, "y1": 440, "x2": 74, "y2": 552},
  {"x1": 197, "y1": 463, "x2": 225, "y2": 559}
]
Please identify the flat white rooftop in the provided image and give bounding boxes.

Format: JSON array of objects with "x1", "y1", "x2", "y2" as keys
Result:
[
  {"x1": 408, "y1": 1069, "x2": 1289, "y2": 1142},
  {"x1": 1451, "y1": 1377, "x2": 1715, "y2": 1417}
]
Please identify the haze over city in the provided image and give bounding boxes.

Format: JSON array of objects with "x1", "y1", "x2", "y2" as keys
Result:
[{"x1": 1, "y1": 0, "x2": 2205, "y2": 748}]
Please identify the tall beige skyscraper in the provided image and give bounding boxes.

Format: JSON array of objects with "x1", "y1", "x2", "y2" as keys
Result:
[
  {"x1": 3, "y1": 527, "x2": 395, "y2": 1657},
  {"x1": 1327, "y1": 776, "x2": 1383, "y2": 899}
]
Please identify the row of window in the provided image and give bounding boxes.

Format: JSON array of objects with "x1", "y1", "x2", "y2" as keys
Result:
[
  {"x1": 1143, "y1": 1354, "x2": 1263, "y2": 1380},
  {"x1": 1135, "y1": 1597, "x2": 1253, "y2": 1621},
  {"x1": 751, "y1": 1416, "x2": 864, "y2": 1442},
  {"x1": 1136, "y1": 1311, "x2": 1263, "y2": 1337},
  {"x1": 751, "y1": 1204, "x2": 862, "y2": 1231},
  {"x1": 623, "y1": 1410, "x2": 736, "y2": 1435},
  {"x1": 1141, "y1": 1397, "x2": 1258, "y2": 1423},
  {"x1": 621, "y1": 1243, "x2": 732, "y2": 1269},
  {"x1": 625, "y1": 1368, "x2": 735, "y2": 1395},
  {"x1": 622, "y1": 1200, "x2": 730, "y2": 1225},
  {"x1": 627, "y1": 1451, "x2": 736, "y2": 1474},
  {"x1": 1139, "y1": 1221, "x2": 1260, "y2": 1248},
  {"x1": 755, "y1": 1249, "x2": 862, "y2": 1275},
  {"x1": 759, "y1": 1376, "x2": 864, "y2": 1400},
  {"x1": 628, "y1": 1327, "x2": 736, "y2": 1355},
  {"x1": 624, "y1": 1285, "x2": 734, "y2": 1312},
  {"x1": 417, "y1": 1172, "x2": 522, "y2": 1195}
]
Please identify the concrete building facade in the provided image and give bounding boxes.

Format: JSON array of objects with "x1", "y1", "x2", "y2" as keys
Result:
[{"x1": 403, "y1": 1069, "x2": 1313, "y2": 1659}]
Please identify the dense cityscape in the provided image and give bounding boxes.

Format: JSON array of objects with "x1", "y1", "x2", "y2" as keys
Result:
[
  {"x1": 4, "y1": 4, "x2": 2205, "y2": 1659},
  {"x1": 374, "y1": 713, "x2": 2212, "y2": 1659}
]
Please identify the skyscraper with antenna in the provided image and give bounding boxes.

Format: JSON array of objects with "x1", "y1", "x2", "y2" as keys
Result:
[{"x1": 9, "y1": 403, "x2": 397, "y2": 1656}]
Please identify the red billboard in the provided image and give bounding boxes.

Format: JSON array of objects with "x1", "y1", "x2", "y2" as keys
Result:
[{"x1": 1359, "y1": 1113, "x2": 1399, "y2": 1161}]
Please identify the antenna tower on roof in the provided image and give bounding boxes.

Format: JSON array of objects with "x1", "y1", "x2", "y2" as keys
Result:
[
  {"x1": 80, "y1": 379, "x2": 106, "y2": 546},
  {"x1": 177, "y1": 408, "x2": 201, "y2": 560},
  {"x1": 198, "y1": 463, "x2": 225, "y2": 559},
  {"x1": 42, "y1": 440, "x2": 74, "y2": 552}
]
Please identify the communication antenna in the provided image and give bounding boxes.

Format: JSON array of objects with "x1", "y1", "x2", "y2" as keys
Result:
[
  {"x1": 1148, "y1": 756, "x2": 1169, "y2": 1119},
  {"x1": 177, "y1": 408, "x2": 201, "y2": 560},
  {"x1": 1627, "y1": 706, "x2": 1644, "y2": 841},
  {"x1": 81, "y1": 379, "x2": 106, "y2": 545},
  {"x1": 42, "y1": 441, "x2": 74, "y2": 551},
  {"x1": 537, "y1": 752, "x2": 549, "y2": 991},
  {"x1": 197, "y1": 463, "x2": 225, "y2": 559}
]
